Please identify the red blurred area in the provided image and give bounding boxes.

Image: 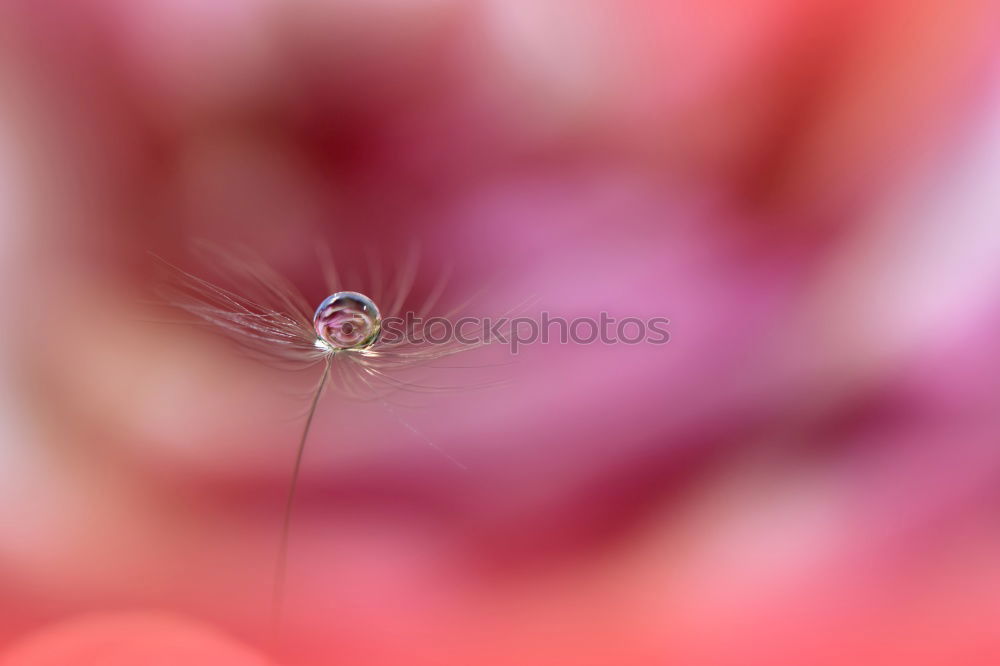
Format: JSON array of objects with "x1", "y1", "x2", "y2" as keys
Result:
[{"x1": 1, "y1": 0, "x2": 1000, "y2": 664}]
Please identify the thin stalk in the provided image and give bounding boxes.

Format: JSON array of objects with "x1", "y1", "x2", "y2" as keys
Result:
[{"x1": 271, "y1": 356, "x2": 332, "y2": 633}]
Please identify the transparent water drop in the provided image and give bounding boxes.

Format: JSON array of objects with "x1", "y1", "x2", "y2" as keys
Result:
[{"x1": 313, "y1": 291, "x2": 381, "y2": 350}]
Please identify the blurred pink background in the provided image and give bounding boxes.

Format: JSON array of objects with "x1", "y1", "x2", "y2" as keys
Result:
[{"x1": 2, "y1": 0, "x2": 1000, "y2": 664}]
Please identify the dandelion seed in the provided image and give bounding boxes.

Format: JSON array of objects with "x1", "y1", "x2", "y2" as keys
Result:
[{"x1": 153, "y1": 245, "x2": 516, "y2": 637}]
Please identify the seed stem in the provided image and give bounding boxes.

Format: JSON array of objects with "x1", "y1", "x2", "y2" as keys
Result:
[{"x1": 271, "y1": 356, "x2": 332, "y2": 636}]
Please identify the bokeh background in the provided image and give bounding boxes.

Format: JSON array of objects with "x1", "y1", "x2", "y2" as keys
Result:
[{"x1": 2, "y1": 0, "x2": 1000, "y2": 664}]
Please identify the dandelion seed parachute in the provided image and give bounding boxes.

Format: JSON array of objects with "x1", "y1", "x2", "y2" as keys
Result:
[
  {"x1": 154, "y1": 244, "x2": 512, "y2": 636},
  {"x1": 155, "y1": 245, "x2": 502, "y2": 393}
]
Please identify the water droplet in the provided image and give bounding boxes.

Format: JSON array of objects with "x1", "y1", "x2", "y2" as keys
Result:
[{"x1": 313, "y1": 291, "x2": 381, "y2": 350}]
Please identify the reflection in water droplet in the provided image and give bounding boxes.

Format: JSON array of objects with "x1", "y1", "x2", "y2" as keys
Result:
[{"x1": 313, "y1": 291, "x2": 381, "y2": 350}]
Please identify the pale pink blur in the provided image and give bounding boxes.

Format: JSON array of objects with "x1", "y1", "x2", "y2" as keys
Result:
[{"x1": 1, "y1": 0, "x2": 1000, "y2": 664}]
